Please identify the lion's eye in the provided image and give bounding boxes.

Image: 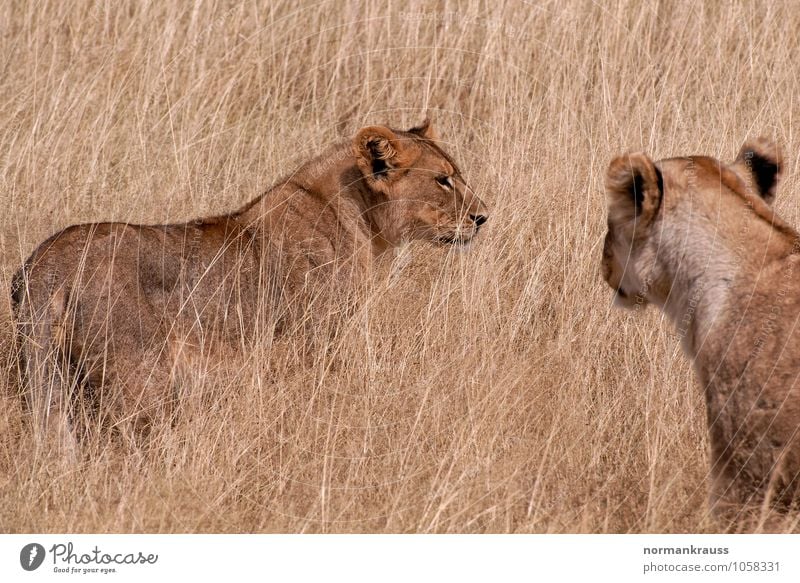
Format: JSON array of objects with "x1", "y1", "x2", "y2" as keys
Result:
[{"x1": 436, "y1": 175, "x2": 453, "y2": 189}]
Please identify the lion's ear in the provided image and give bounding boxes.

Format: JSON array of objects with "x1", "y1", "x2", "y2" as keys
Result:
[
  {"x1": 733, "y1": 137, "x2": 782, "y2": 204},
  {"x1": 605, "y1": 152, "x2": 663, "y2": 228},
  {"x1": 354, "y1": 126, "x2": 419, "y2": 181},
  {"x1": 409, "y1": 118, "x2": 437, "y2": 140}
]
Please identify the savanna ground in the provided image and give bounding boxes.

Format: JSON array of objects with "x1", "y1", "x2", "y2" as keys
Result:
[{"x1": 1, "y1": 0, "x2": 799, "y2": 533}]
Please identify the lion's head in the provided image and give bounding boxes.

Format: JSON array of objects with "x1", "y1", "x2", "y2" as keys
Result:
[
  {"x1": 353, "y1": 120, "x2": 488, "y2": 246},
  {"x1": 602, "y1": 138, "x2": 783, "y2": 311}
]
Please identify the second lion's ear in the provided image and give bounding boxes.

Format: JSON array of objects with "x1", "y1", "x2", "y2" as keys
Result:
[
  {"x1": 408, "y1": 118, "x2": 437, "y2": 140},
  {"x1": 605, "y1": 152, "x2": 663, "y2": 229},
  {"x1": 732, "y1": 137, "x2": 782, "y2": 204},
  {"x1": 354, "y1": 126, "x2": 419, "y2": 181}
]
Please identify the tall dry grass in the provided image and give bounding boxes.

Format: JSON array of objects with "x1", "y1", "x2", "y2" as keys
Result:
[{"x1": 1, "y1": 0, "x2": 799, "y2": 532}]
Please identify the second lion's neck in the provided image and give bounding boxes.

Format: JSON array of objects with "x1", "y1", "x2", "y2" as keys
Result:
[
  {"x1": 654, "y1": 216, "x2": 741, "y2": 358},
  {"x1": 656, "y1": 211, "x2": 797, "y2": 362}
]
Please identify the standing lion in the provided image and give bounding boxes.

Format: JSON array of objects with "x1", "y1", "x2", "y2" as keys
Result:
[{"x1": 12, "y1": 119, "x2": 488, "y2": 450}]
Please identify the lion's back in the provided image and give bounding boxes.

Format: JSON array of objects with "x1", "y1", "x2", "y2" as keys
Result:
[{"x1": 12, "y1": 218, "x2": 265, "y2": 346}]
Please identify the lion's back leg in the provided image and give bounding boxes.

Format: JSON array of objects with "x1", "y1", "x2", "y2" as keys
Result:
[
  {"x1": 14, "y1": 277, "x2": 77, "y2": 456},
  {"x1": 69, "y1": 291, "x2": 178, "y2": 443}
]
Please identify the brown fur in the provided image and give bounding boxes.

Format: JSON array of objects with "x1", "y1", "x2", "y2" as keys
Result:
[
  {"x1": 12, "y1": 120, "x2": 488, "y2": 449},
  {"x1": 602, "y1": 138, "x2": 800, "y2": 529}
]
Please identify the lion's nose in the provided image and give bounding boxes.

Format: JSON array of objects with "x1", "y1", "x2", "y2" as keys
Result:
[{"x1": 470, "y1": 214, "x2": 488, "y2": 227}]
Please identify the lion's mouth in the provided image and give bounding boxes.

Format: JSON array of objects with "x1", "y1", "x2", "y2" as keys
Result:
[
  {"x1": 613, "y1": 286, "x2": 647, "y2": 310},
  {"x1": 436, "y1": 234, "x2": 471, "y2": 246}
]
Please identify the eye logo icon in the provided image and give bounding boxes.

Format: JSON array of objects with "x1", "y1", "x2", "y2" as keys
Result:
[{"x1": 20, "y1": 543, "x2": 46, "y2": 571}]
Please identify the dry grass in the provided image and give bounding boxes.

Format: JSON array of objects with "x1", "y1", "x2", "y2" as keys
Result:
[{"x1": 1, "y1": 0, "x2": 799, "y2": 533}]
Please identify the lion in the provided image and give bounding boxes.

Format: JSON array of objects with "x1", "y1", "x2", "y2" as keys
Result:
[
  {"x1": 11, "y1": 119, "x2": 488, "y2": 450},
  {"x1": 602, "y1": 137, "x2": 800, "y2": 529}
]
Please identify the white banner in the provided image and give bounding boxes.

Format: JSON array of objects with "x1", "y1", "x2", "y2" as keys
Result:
[{"x1": 1, "y1": 534, "x2": 798, "y2": 582}]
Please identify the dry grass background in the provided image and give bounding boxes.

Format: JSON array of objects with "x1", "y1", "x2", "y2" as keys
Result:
[{"x1": 1, "y1": 0, "x2": 799, "y2": 533}]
